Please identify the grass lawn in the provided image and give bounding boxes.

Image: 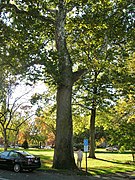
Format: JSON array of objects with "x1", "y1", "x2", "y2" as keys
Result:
[
  {"x1": 83, "y1": 152, "x2": 134, "y2": 175},
  {"x1": 27, "y1": 148, "x2": 135, "y2": 176},
  {"x1": 0, "y1": 148, "x2": 134, "y2": 176}
]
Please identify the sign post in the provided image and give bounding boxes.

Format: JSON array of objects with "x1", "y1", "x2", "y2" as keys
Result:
[{"x1": 84, "y1": 139, "x2": 88, "y2": 173}]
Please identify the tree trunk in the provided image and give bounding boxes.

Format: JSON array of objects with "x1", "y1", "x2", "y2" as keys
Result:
[
  {"x1": 89, "y1": 72, "x2": 97, "y2": 159},
  {"x1": 89, "y1": 107, "x2": 96, "y2": 158},
  {"x1": 53, "y1": 0, "x2": 77, "y2": 169},
  {"x1": 53, "y1": 85, "x2": 76, "y2": 169},
  {"x1": 3, "y1": 128, "x2": 8, "y2": 151},
  {"x1": 132, "y1": 147, "x2": 135, "y2": 162}
]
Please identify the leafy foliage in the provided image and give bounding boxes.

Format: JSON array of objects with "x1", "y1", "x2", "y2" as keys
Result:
[{"x1": 106, "y1": 96, "x2": 135, "y2": 151}]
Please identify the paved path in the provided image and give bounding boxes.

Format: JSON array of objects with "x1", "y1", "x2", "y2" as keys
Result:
[{"x1": 0, "y1": 169, "x2": 135, "y2": 180}]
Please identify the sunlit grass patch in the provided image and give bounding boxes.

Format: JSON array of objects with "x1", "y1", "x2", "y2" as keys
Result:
[{"x1": 82, "y1": 152, "x2": 134, "y2": 175}]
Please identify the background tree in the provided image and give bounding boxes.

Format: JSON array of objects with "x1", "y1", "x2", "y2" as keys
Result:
[
  {"x1": 71, "y1": 0, "x2": 134, "y2": 158},
  {"x1": 104, "y1": 96, "x2": 135, "y2": 161},
  {"x1": 73, "y1": 115, "x2": 89, "y2": 149},
  {"x1": 17, "y1": 121, "x2": 31, "y2": 146},
  {"x1": 0, "y1": 75, "x2": 34, "y2": 150},
  {"x1": 30, "y1": 87, "x2": 56, "y2": 147},
  {"x1": 22, "y1": 139, "x2": 29, "y2": 149}
]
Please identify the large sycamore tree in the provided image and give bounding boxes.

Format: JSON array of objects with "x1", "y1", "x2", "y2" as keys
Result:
[
  {"x1": 1, "y1": 0, "x2": 134, "y2": 169},
  {"x1": 0, "y1": 0, "x2": 87, "y2": 169}
]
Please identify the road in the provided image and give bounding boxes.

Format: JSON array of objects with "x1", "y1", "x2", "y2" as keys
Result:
[
  {"x1": 0, "y1": 169, "x2": 135, "y2": 180},
  {"x1": 0, "y1": 169, "x2": 98, "y2": 180}
]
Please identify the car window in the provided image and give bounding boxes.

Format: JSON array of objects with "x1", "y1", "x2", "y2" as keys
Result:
[
  {"x1": 9, "y1": 151, "x2": 19, "y2": 158},
  {"x1": 0, "y1": 151, "x2": 10, "y2": 158},
  {"x1": 18, "y1": 151, "x2": 32, "y2": 157}
]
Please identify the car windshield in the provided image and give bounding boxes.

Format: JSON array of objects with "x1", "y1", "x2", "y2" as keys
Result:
[
  {"x1": 0, "y1": 151, "x2": 10, "y2": 157},
  {"x1": 18, "y1": 151, "x2": 32, "y2": 156}
]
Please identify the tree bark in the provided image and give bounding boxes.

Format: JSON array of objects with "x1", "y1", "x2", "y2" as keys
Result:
[
  {"x1": 89, "y1": 106, "x2": 96, "y2": 158},
  {"x1": 53, "y1": 0, "x2": 77, "y2": 169},
  {"x1": 3, "y1": 128, "x2": 8, "y2": 151},
  {"x1": 53, "y1": 85, "x2": 76, "y2": 169},
  {"x1": 88, "y1": 72, "x2": 97, "y2": 159}
]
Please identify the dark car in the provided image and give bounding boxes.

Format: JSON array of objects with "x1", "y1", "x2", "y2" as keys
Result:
[{"x1": 0, "y1": 150, "x2": 41, "y2": 173}]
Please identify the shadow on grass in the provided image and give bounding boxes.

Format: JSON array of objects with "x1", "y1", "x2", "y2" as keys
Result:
[
  {"x1": 85, "y1": 157, "x2": 135, "y2": 176},
  {"x1": 95, "y1": 150, "x2": 135, "y2": 154},
  {"x1": 95, "y1": 157, "x2": 129, "y2": 165},
  {"x1": 37, "y1": 154, "x2": 53, "y2": 169},
  {"x1": 87, "y1": 166, "x2": 134, "y2": 176},
  {"x1": 8, "y1": 148, "x2": 133, "y2": 177},
  {"x1": 33, "y1": 152, "x2": 134, "y2": 176},
  {"x1": 39, "y1": 167, "x2": 93, "y2": 177}
]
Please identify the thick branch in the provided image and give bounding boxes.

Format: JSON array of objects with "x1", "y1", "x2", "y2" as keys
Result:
[
  {"x1": 72, "y1": 69, "x2": 87, "y2": 83},
  {"x1": 0, "y1": 112, "x2": 4, "y2": 119},
  {"x1": 6, "y1": 109, "x2": 12, "y2": 129},
  {"x1": 6, "y1": 127, "x2": 16, "y2": 131}
]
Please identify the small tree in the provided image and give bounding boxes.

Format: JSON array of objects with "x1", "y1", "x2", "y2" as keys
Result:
[
  {"x1": 22, "y1": 140, "x2": 29, "y2": 149},
  {"x1": 0, "y1": 75, "x2": 34, "y2": 151}
]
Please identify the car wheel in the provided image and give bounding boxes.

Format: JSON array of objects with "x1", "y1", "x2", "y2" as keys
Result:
[{"x1": 13, "y1": 164, "x2": 21, "y2": 173}]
